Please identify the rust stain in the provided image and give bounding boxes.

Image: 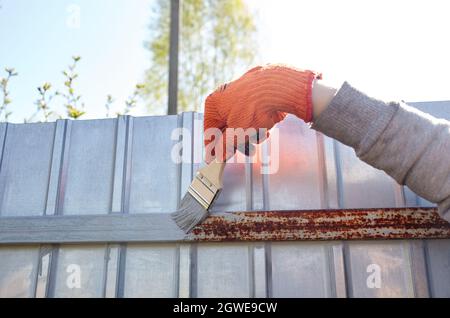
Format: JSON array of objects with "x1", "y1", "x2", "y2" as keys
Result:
[{"x1": 188, "y1": 207, "x2": 450, "y2": 242}]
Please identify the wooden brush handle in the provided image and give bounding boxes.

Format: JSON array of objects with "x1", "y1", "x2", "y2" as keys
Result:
[{"x1": 199, "y1": 160, "x2": 226, "y2": 189}]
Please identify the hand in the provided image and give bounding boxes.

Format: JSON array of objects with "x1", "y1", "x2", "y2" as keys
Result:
[{"x1": 204, "y1": 64, "x2": 321, "y2": 163}]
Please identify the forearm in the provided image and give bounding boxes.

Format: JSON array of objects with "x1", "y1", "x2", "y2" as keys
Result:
[
  {"x1": 311, "y1": 81, "x2": 450, "y2": 222},
  {"x1": 312, "y1": 79, "x2": 337, "y2": 120}
]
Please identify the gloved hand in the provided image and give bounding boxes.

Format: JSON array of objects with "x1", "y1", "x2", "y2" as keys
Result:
[{"x1": 204, "y1": 64, "x2": 322, "y2": 163}]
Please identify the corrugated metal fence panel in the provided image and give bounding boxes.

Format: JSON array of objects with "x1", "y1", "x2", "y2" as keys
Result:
[
  {"x1": 344, "y1": 241, "x2": 415, "y2": 297},
  {"x1": 0, "y1": 246, "x2": 39, "y2": 297},
  {"x1": 61, "y1": 120, "x2": 117, "y2": 215},
  {"x1": 336, "y1": 143, "x2": 398, "y2": 209},
  {"x1": 0, "y1": 122, "x2": 55, "y2": 216},
  {"x1": 425, "y1": 240, "x2": 450, "y2": 297},
  {"x1": 129, "y1": 116, "x2": 180, "y2": 214},
  {"x1": 51, "y1": 244, "x2": 107, "y2": 297},
  {"x1": 123, "y1": 244, "x2": 178, "y2": 298},
  {"x1": 270, "y1": 242, "x2": 335, "y2": 297},
  {"x1": 0, "y1": 101, "x2": 449, "y2": 298},
  {"x1": 266, "y1": 116, "x2": 324, "y2": 210},
  {"x1": 195, "y1": 243, "x2": 251, "y2": 298}
]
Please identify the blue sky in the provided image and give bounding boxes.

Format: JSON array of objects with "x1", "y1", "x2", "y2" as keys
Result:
[{"x1": 1, "y1": 0, "x2": 450, "y2": 123}]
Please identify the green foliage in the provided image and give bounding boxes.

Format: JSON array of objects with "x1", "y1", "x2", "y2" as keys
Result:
[
  {"x1": 104, "y1": 94, "x2": 114, "y2": 118},
  {"x1": 142, "y1": 0, "x2": 257, "y2": 114},
  {"x1": 118, "y1": 84, "x2": 145, "y2": 116},
  {"x1": 2, "y1": 55, "x2": 145, "y2": 123},
  {"x1": 61, "y1": 56, "x2": 85, "y2": 119},
  {"x1": 0, "y1": 68, "x2": 18, "y2": 121},
  {"x1": 27, "y1": 82, "x2": 57, "y2": 122},
  {"x1": 66, "y1": 105, "x2": 85, "y2": 119},
  {"x1": 26, "y1": 56, "x2": 86, "y2": 122}
]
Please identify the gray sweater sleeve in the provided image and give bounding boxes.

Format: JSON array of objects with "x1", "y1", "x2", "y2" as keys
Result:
[{"x1": 311, "y1": 82, "x2": 450, "y2": 222}]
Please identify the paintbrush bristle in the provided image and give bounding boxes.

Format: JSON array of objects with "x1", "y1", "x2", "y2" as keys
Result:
[{"x1": 171, "y1": 192, "x2": 209, "y2": 233}]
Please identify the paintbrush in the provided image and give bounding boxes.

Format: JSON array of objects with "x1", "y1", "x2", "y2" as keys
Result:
[{"x1": 171, "y1": 159, "x2": 226, "y2": 233}]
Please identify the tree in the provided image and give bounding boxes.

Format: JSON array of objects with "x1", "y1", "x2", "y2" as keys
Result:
[{"x1": 142, "y1": 0, "x2": 257, "y2": 114}]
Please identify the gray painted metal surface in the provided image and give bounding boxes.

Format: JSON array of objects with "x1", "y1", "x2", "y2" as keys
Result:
[{"x1": 0, "y1": 102, "x2": 449, "y2": 298}]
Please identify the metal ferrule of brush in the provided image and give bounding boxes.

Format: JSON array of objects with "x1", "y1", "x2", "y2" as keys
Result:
[{"x1": 187, "y1": 171, "x2": 222, "y2": 211}]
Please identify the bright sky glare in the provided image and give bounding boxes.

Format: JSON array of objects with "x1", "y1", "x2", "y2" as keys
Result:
[
  {"x1": 1, "y1": 0, "x2": 449, "y2": 123},
  {"x1": 251, "y1": 0, "x2": 450, "y2": 102}
]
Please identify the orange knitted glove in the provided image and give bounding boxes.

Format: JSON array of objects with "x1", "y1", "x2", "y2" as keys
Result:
[{"x1": 204, "y1": 64, "x2": 322, "y2": 163}]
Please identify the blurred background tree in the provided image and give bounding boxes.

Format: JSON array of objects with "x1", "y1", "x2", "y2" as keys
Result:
[{"x1": 142, "y1": 0, "x2": 257, "y2": 114}]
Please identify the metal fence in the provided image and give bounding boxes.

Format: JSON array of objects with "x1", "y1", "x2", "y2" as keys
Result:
[{"x1": 0, "y1": 101, "x2": 449, "y2": 297}]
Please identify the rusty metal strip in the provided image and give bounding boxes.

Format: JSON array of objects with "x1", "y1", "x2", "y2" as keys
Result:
[
  {"x1": 1, "y1": 207, "x2": 449, "y2": 244},
  {"x1": 189, "y1": 207, "x2": 450, "y2": 241}
]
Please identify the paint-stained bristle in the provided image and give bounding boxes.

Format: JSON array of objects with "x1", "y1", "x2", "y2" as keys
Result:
[{"x1": 171, "y1": 192, "x2": 209, "y2": 233}]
